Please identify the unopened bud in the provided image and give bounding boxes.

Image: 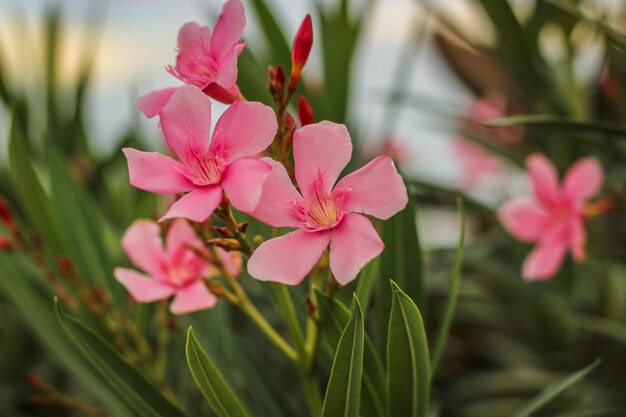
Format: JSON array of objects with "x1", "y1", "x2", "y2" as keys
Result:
[
  {"x1": 253, "y1": 235, "x2": 264, "y2": 246},
  {"x1": 25, "y1": 373, "x2": 48, "y2": 391},
  {"x1": 290, "y1": 15, "x2": 313, "y2": 91},
  {"x1": 237, "y1": 222, "x2": 249, "y2": 233},
  {"x1": 274, "y1": 65, "x2": 286, "y2": 90},
  {"x1": 90, "y1": 286, "x2": 107, "y2": 304},
  {"x1": 0, "y1": 236, "x2": 13, "y2": 251},
  {"x1": 207, "y1": 281, "x2": 226, "y2": 298},
  {"x1": 56, "y1": 256, "x2": 75, "y2": 277},
  {"x1": 0, "y1": 198, "x2": 13, "y2": 226},
  {"x1": 214, "y1": 226, "x2": 234, "y2": 238},
  {"x1": 297, "y1": 96, "x2": 314, "y2": 126},
  {"x1": 207, "y1": 238, "x2": 241, "y2": 252}
]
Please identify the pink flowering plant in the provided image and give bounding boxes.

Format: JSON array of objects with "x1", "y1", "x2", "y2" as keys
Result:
[{"x1": 1, "y1": 1, "x2": 626, "y2": 417}]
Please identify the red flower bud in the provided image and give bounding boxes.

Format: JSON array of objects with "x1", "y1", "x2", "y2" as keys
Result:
[
  {"x1": 56, "y1": 256, "x2": 75, "y2": 277},
  {"x1": 25, "y1": 373, "x2": 48, "y2": 391},
  {"x1": 274, "y1": 64, "x2": 286, "y2": 89},
  {"x1": 0, "y1": 198, "x2": 14, "y2": 226},
  {"x1": 297, "y1": 96, "x2": 314, "y2": 126},
  {"x1": 290, "y1": 15, "x2": 313, "y2": 86},
  {"x1": 0, "y1": 236, "x2": 13, "y2": 251}
]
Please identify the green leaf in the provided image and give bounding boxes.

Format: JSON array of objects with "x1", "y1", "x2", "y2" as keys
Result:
[
  {"x1": 355, "y1": 256, "x2": 380, "y2": 313},
  {"x1": 248, "y1": 0, "x2": 291, "y2": 68},
  {"x1": 487, "y1": 115, "x2": 626, "y2": 139},
  {"x1": 321, "y1": 296, "x2": 365, "y2": 417},
  {"x1": 186, "y1": 327, "x2": 251, "y2": 417},
  {"x1": 377, "y1": 197, "x2": 423, "y2": 348},
  {"x1": 50, "y1": 153, "x2": 116, "y2": 295},
  {"x1": 0, "y1": 254, "x2": 129, "y2": 416},
  {"x1": 387, "y1": 281, "x2": 430, "y2": 417},
  {"x1": 55, "y1": 299, "x2": 188, "y2": 417},
  {"x1": 430, "y1": 199, "x2": 465, "y2": 375},
  {"x1": 510, "y1": 360, "x2": 601, "y2": 417},
  {"x1": 317, "y1": 290, "x2": 386, "y2": 417},
  {"x1": 8, "y1": 112, "x2": 63, "y2": 255}
]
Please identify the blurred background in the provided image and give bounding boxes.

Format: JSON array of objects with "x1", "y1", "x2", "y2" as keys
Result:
[{"x1": 1, "y1": 0, "x2": 626, "y2": 416}]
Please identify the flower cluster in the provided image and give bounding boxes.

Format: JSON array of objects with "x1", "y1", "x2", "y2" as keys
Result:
[{"x1": 118, "y1": 0, "x2": 408, "y2": 314}]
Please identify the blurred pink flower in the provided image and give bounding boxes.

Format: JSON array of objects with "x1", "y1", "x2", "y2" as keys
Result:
[
  {"x1": 124, "y1": 85, "x2": 277, "y2": 222},
  {"x1": 499, "y1": 154, "x2": 604, "y2": 280},
  {"x1": 247, "y1": 121, "x2": 408, "y2": 286},
  {"x1": 452, "y1": 139, "x2": 504, "y2": 187},
  {"x1": 361, "y1": 137, "x2": 409, "y2": 168},
  {"x1": 114, "y1": 219, "x2": 241, "y2": 315},
  {"x1": 137, "y1": 0, "x2": 245, "y2": 109}
]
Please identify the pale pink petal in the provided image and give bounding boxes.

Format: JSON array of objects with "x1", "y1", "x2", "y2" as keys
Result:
[
  {"x1": 215, "y1": 40, "x2": 245, "y2": 88},
  {"x1": 165, "y1": 219, "x2": 203, "y2": 261},
  {"x1": 568, "y1": 216, "x2": 587, "y2": 262},
  {"x1": 123, "y1": 148, "x2": 195, "y2": 194},
  {"x1": 210, "y1": 0, "x2": 246, "y2": 60},
  {"x1": 562, "y1": 158, "x2": 603, "y2": 204},
  {"x1": 160, "y1": 186, "x2": 223, "y2": 223},
  {"x1": 216, "y1": 247, "x2": 242, "y2": 278},
  {"x1": 136, "y1": 87, "x2": 178, "y2": 118},
  {"x1": 247, "y1": 229, "x2": 330, "y2": 285},
  {"x1": 114, "y1": 268, "x2": 175, "y2": 302},
  {"x1": 526, "y1": 154, "x2": 560, "y2": 207},
  {"x1": 209, "y1": 100, "x2": 277, "y2": 163},
  {"x1": 177, "y1": 22, "x2": 211, "y2": 54},
  {"x1": 498, "y1": 198, "x2": 553, "y2": 242},
  {"x1": 221, "y1": 157, "x2": 271, "y2": 212},
  {"x1": 169, "y1": 280, "x2": 217, "y2": 315},
  {"x1": 293, "y1": 121, "x2": 352, "y2": 200},
  {"x1": 160, "y1": 85, "x2": 212, "y2": 166},
  {"x1": 121, "y1": 220, "x2": 166, "y2": 277},
  {"x1": 249, "y1": 158, "x2": 304, "y2": 228},
  {"x1": 522, "y1": 229, "x2": 569, "y2": 280},
  {"x1": 329, "y1": 213, "x2": 384, "y2": 285},
  {"x1": 335, "y1": 156, "x2": 408, "y2": 220}
]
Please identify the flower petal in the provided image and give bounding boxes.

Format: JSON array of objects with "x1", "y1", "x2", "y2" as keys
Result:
[
  {"x1": 498, "y1": 198, "x2": 552, "y2": 242},
  {"x1": 169, "y1": 280, "x2": 217, "y2": 315},
  {"x1": 522, "y1": 229, "x2": 569, "y2": 280},
  {"x1": 160, "y1": 85, "x2": 212, "y2": 166},
  {"x1": 209, "y1": 100, "x2": 277, "y2": 163},
  {"x1": 123, "y1": 148, "x2": 195, "y2": 194},
  {"x1": 526, "y1": 153, "x2": 560, "y2": 207},
  {"x1": 247, "y1": 229, "x2": 330, "y2": 285},
  {"x1": 177, "y1": 22, "x2": 211, "y2": 55},
  {"x1": 215, "y1": 40, "x2": 245, "y2": 88},
  {"x1": 121, "y1": 220, "x2": 166, "y2": 277},
  {"x1": 165, "y1": 219, "x2": 203, "y2": 261},
  {"x1": 249, "y1": 158, "x2": 304, "y2": 228},
  {"x1": 216, "y1": 247, "x2": 242, "y2": 278},
  {"x1": 210, "y1": 0, "x2": 246, "y2": 60},
  {"x1": 114, "y1": 268, "x2": 175, "y2": 302},
  {"x1": 136, "y1": 87, "x2": 178, "y2": 118},
  {"x1": 160, "y1": 186, "x2": 223, "y2": 223},
  {"x1": 221, "y1": 157, "x2": 271, "y2": 212},
  {"x1": 329, "y1": 213, "x2": 384, "y2": 285},
  {"x1": 563, "y1": 157, "x2": 603, "y2": 204},
  {"x1": 335, "y1": 156, "x2": 408, "y2": 220},
  {"x1": 568, "y1": 216, "x2": 587, "y2": 262},
  {"x1": 293, "y1": 121, "x2": 352, "y2": 201}
]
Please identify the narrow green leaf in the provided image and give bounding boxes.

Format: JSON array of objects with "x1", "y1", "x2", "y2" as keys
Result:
[
  {"x1": 8, "y1": 113, "x2": 63, "y2": 255},
  {"x1": 321, "y1": 296, "x2": 365, "y2": 417},
  {"x1": 55, "y1": 299, "x2": 188, "y2": 417},
  {"x1": 377, "y1": 197, "x2": 423, "y2": 350},
  {"x1": 354, "y1": 256, "x2": 379, "y2": 312},
  {"x1": 510, "y1": 360, "x2": 601, "y2": 417},
  {"x1": 430, "y1": 199, "x2": 465, "y2": 375},
  {"x1": 186, "y1": 327, "x2": 251, "y2": 417},
  {"x1": 487, "y1": 115, "x2": 626, "y2": 139},
  {"x1": 317, "y1": 290, "x2": 386, "y2": 417},
  {"x1": 387, "y1": 281, "x2": 430, "y2": 417},
  {"x1": 0, "y1": 254, "x2": 129, "y2": 416},
  {"x1": 50, "y1": 153, "x2": 116, "y2": 295},
  {"x1": 248, "y1": 0, "x2": 291, "y2": 67}
]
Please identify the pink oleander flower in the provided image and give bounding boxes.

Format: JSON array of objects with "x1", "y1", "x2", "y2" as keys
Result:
[
  {"x1": 247, "y1": 121, "x2": 408, "y2": 286},
  {"x1": 124, "y1": 85, "x2": 277, "y2": 222},
  {"x1": 114, "y1": 219, "x2": 242, "y2": 315},
  {"x1": 136, "y1": 0, "x2": 245, "y2": 111},
  {"x1": 452, "y1": 139, "x2": 504, "y2": 187},
  {"x1": 499, "y1": 154, "x2": 604, "y2": 280}
]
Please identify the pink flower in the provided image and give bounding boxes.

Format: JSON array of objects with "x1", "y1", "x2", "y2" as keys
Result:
[
  {"x1": 247, "y1": 121, "x2": 408, "y2": 286},
  {"x1": 124, "y1": 85, "x2": 277, "y2": 222},
  {"x1": 136, "y1": 0, "x2": 246, "y2": 110},
  {"x1": 452, "y1": 139, "x2": 504, "y2": 187},
  {"x1": 114, "y1": 219, "x2": 242, "y2": 315},
  {"x1": 499, "y1": 154, "x2": 604, "y2": 280}
]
